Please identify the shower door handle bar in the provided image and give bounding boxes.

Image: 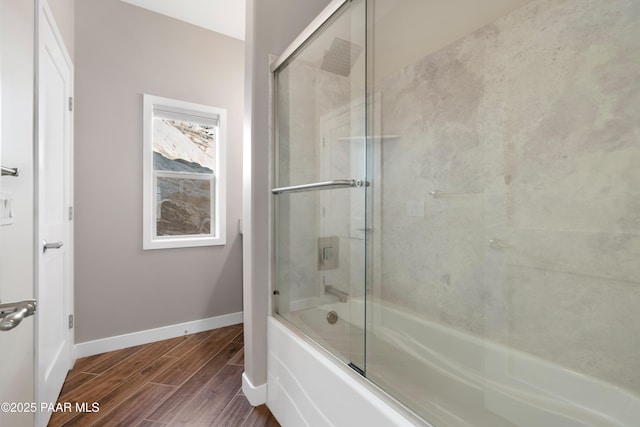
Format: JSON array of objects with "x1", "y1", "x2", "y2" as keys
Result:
[{"x1": 271, "y1": 179, "x2": 363, "y2": 194}]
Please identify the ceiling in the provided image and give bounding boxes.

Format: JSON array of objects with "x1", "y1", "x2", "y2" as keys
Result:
[{"x1": 120, "y1": 0, "x2": 246, "y2": 40}]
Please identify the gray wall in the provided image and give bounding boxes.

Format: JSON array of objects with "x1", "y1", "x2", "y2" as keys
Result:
[
  {"x1": 243, "y1": 0, "x2": 331, "y2": 391},
  {"x1": 74, "y1": 0, "x2": 244, "y2": 343}
]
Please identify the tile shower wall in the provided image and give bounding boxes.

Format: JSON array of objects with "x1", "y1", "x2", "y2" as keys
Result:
[{"x1": 378, "y1": 0, "x2": 640, "y2": 393}]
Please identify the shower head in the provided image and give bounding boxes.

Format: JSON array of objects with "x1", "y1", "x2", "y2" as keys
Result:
[{"x1": 320, "y1": 37, "x2": 363, "y2": 77}]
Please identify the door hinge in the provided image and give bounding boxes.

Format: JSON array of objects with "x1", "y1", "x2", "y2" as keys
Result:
[
  {"x1": 68, "y1": 97, "x2": 73, "y2": 112},
  {"x1": 68, "y1": 206, "x2": 73, "y2": 221},
  {"x1": 68, "y1": 314, "x2": 74, "y2": 329}
]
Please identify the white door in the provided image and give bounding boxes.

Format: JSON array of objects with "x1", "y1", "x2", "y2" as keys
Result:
[
  {"x1": 0, "y1": 1, "x2": 37, "y2": 426},
  {"x1": 36, "y1": 2, "x2": 74, "y2": 426}
]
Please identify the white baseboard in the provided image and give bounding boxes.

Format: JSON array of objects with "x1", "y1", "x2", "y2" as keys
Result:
[
  {"x1": 242, "y1": 372, "x2": 267, "y2": 406},
  {"x1": 74, "y1": 311, "x2": 243, "y2": 358}
]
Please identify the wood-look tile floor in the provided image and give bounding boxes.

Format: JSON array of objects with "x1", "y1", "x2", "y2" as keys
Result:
[{"x1": 48, "y1": 324, "x2": 280, "y2": 427}]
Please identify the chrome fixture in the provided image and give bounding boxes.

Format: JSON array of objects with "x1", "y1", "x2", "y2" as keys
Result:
[
  {"x1": 327, "y1": 310, "x2": 339, "y2": 325},
  {"x1": 271, "y1": 179, "x2": 365, "y2": 194},
  {"x1": 324, "y1": 285, "x2": 349, "y2": 303},
  {"x1": 0, "y1": 299, "x2": 37, "y2": 332},
  {"x1": 429, "y1": 190, "x2": 479, "y2": 198},
  {"x1": 43, "y1": 240, "x2": 64, "y2": 253},
  {"x1": 488, "y1": 239, "x2": 512, "y2": 249},
  {"x1": 1, "y1": 166, "x2": 19, "y2": 177},
  {"x1": 318, "y1": 236, "x2": 339, "y2": 271},
  {"x1": 320, "y1": 37, "x2": 363, "y2": 77}
]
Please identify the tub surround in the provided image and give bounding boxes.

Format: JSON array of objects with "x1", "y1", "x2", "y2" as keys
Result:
[
  {"x1": 378, "y1": 0, "x2": 640, "y2": 394},
  {"x1": 267, "y1": 0, "x2": 640, "y2": 424},
  {"x1": 267, "y1": 317, "x2": 420, "y2": 427},
  {"x1": 271, "y1": 299, "x2": 640, "y2": 426}
]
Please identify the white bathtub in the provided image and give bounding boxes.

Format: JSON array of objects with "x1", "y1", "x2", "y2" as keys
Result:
[{"x1": 267, "y1": 299, "x2": 640, "y2": 427}]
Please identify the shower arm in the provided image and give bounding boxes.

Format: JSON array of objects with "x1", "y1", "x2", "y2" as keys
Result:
[{"x1": 271, "y1": 179, "x2": 365, "y2": 194}]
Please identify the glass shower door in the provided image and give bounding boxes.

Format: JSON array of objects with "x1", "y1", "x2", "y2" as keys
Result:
[
  {"x1": 365, "y1": 0, "x2": 640, "y2": 425},
  {"x1": 272, "y1": 0, "x2": 367, "y2": 372}
]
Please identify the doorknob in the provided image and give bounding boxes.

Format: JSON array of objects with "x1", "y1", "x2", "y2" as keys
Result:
[
  {"x1": 0, "y1": 299, "x2": 37, "y2": 332},
  {"x1": 43, "y1": 240, "x2": 64, "y2": 253}
]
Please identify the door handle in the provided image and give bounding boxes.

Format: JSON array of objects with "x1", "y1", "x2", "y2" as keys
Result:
[
  {"x1": 43, "y1": 240, "x2": 64, "y2": 253},
  {"x1": 0, "y1": 299, "x2": 37, "y2": 332}
]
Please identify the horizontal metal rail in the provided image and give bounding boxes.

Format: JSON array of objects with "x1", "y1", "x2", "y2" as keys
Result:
[{"x1": 271, "y1": 179, "x2": 362, "y2": 195}]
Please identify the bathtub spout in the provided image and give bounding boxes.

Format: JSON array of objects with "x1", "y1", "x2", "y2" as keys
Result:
[{"x1": 324, "y1": 285, "x2": 349, "y2": 303}]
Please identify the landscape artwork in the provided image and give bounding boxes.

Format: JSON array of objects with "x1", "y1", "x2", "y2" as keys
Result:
[{"x1": 153, "y1": 117, "x2": 216, "y2": 236}]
